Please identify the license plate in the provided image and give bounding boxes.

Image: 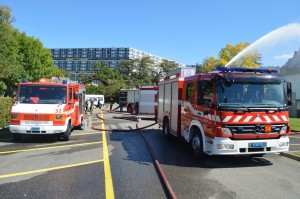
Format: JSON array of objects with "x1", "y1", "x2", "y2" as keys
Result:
[
  {"x1": 31, "y1": 127, "x2": 40, "y2": 131},
  {"x1": 249, "y1": 142, "x2": 266, "y2": 148}
]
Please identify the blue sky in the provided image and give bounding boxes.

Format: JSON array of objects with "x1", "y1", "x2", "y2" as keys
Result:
[{"x1": 2, "y1": 0, "x2": 300, "y2": 66}]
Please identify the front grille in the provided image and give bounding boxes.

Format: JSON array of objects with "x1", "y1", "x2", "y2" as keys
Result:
[
  {"x1": 26, "y1": 130, "x2": 46, "y2": 133},
  {"x1": 223, "y1": 124, "x2": 285, "y2": 135},
  {"x1": 239, "y1": 147, "x2": 271, "y2": 153}
]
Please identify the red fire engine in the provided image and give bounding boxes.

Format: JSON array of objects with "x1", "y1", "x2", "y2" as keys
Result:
[
  {"x1": 9, "y1": 77, "x2": 86, "y2": 141},
  {"x1": 157, "y1": 67, "x2": 292, "y2": 156}
]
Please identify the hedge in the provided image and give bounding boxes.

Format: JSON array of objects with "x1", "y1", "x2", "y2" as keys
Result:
[{"x1": 0, "y1": 97, "x2": 13, "y2": 128}]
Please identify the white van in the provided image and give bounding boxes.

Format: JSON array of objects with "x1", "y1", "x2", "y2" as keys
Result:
[{"x1": 86, "y1": 94, "x2": 105, "y2": 108}]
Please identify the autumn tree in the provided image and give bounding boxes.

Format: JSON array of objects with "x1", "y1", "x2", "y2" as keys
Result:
[
  {"x1": 201, "y1": 42, "x2": 261, "y2": 72},
  {"x1": 201, "y1": 56, "x2": 219, "y2": 72}
]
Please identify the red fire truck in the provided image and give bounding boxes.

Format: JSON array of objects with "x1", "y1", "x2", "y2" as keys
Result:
[
  {"x1": 9, "y1": 77, "x2": 86, "y2": 141},
  {"x1": 157, "y1": 66, "x2": 292, "y2": 156}
]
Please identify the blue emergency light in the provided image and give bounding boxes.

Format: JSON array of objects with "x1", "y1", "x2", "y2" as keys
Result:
[
  {"x1": 62, "y1": 79, "x2": 68, "y2": 84},
  {"x1": 216, "y1": 66, "x2": 277, "y2": 74},
  {"x1": 22, "y1": 78, "x2": 28, "y2": 83}
]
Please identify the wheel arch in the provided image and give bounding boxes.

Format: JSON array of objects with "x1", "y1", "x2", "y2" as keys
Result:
[{"x1": 189, "y1": 120, "x2": 205, "y2": 141}]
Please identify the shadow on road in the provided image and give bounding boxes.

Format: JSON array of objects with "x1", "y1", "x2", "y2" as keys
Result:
[{"x1": 109, "y1": 128, "x2": 273, "y2": 169}]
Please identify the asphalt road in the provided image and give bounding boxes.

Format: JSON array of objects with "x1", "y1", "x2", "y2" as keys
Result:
[{"x1": 0, "y1": 105, "x2": 299, "y2": 199}]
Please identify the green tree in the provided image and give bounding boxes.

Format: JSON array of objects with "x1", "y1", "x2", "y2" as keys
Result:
[
  {"x1": 0, "y1": 5, "x2": 65, "y2": 96},
  {"x1": 153, "y1": 59, "x2": 179, "y2": 84},
  {"x1": 16, "y1": 31, "x2": 61, "y2": 81},
  {"x1": 115, "y1": 59, "x2": 136, "y2": 88},
  {"x1": 132, "y1": 56, "x2": 155, "y2": 86},
  {"x1": 84, "y1": 62, "x2": 126, "y2": 101},
  {"x1": 0, "y1": 6, "x2": 21, "y2": 96}
]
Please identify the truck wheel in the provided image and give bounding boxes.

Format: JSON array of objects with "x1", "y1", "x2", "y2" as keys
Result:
[
  {"x1": 251, "y1": 153, "x2": 266, "y2": 157},
  {"x1": 76, "y1": 118, "x2": 84, "y2": 130},
  {"x1": 191, "y1": 129, "x2": 205, "y2": 157},
  {"x1": 13, "y1": 133, "x2": 21, "y2": 141},
  {"x1": 62, "y1": 123, "x2": 71, "y2": 141},
  {"x1": 162, "y1": 119, "x2": 170, "y2": 137}
]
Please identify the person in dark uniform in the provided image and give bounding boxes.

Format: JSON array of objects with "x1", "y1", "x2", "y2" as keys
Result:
[{"x1": 109, "y1": 98, "x2": 114, "y2": 111}]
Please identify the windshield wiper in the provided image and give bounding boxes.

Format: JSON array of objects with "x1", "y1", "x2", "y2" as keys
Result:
[{"x1": 218, "y1": 103, "x2": 251, "y2": 112}]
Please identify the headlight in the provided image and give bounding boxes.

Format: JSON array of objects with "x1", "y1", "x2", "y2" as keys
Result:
[
  {"x1": 221, "y1": 128, "x2": 232, "y2": 135},
  {"x1": 217, "y1": 144, "x2": 234, "y2": 149},
  {"x1": 280, "y1": 126, "x2": 288, "y2": 134},
  {"x1": 279, "y1": 142, "x2": 289, "y2": 147}
]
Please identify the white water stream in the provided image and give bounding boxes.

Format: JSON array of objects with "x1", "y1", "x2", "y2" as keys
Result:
[{"x1": 226, "y1": 23, "x2": 300, "y2": 67}]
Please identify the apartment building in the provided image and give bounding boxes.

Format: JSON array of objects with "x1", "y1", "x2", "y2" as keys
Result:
[{"x1": 50, "y1": 47, "x2": 179, "y2": 80}]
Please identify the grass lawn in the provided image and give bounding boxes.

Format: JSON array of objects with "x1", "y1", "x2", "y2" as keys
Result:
[
  {"x1": 289, "y1": 118, "x2": 300, "y2": 131},
  {"x1": 289, "y1": 152, "x2": 300, "y2": 156}
]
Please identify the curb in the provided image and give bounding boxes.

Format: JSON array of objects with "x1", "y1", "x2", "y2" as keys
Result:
[{"x1": 280, "y1": 152, "x2": 300, "y2": 161}]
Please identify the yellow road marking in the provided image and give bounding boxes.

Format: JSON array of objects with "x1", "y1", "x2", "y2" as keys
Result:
[
  {"x1": 290, "y1": 136, "x2": 300, "y2": 139},
  {"x1": 101, "y1": 111, "x2": 115, "y2": 199},
  {"x1": 0, "y1": 159, "x2": 103, "y2": 179},
  {"x1": 0, "y1": 141, "x2": 103, "y2": 155},
  {"x1": 72, "y1": 132, "x2": 103, "y2": 136},
  {"x1": 290, "y1": 144, "x2": 300, "y2": 146}
]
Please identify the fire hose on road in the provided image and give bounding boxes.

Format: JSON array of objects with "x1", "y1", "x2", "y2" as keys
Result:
[{"x1": 91, "y1": 112, "x2": 177, "y2": 199}]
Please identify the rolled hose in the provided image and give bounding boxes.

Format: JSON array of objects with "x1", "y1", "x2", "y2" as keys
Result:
[{"x1": 91, "y1": 113, "x2": 177, "y2": 199}]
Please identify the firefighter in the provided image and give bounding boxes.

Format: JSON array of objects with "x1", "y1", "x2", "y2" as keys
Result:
[
  {"x1": 85, "y1": 99, "x2": 90, "y2": 114},
  {"x1": 109, "y1": 98, "x2": 114, "y2": 111},
  {"x1": 89, "y1": 98, "x2": 94, "y2": 114}
]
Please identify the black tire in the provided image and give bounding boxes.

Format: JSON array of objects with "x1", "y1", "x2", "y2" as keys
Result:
[
  {"x1": 62, "y1": 123, "x2": 71, "y2": 141},
  {"x1": 251, "y1": 153, "x2": 266, "y2": 157},
  {"x1": 162, "y1": 118, "x2": 170, "y2": 137},
  {"x1": 191, "y1": 129, "x2": 205, "y2": 157},
  {"x1": 76, "y1": 118, "x2": 84, "y2": 130},
  {"x1": 13, "y1": 133, "x2": 21, "y2": 141}
]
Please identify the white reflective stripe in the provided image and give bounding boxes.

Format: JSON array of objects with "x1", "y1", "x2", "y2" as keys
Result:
[
  {"x1": 233, "y1": 116, "x2": 243, "y2": 122},
  {"x1": 21, "y1": 120, "x2": 53, "y2": 125},
  {"x1": 207, "y1": 114, "x2": 212, "y2": 120},
  {"x1": 263, "y1": 116, "x2": 272, "y2": 123},
  {"x1": 281, "y1": 115, "x2": 288, "y2": 121},
  {"x1": 244, "y1": 116, "x2": 253, "y2": 122},
  {"x1": 64, "y1": 108, "x2": 75, "y2": 115},
  {"x1": 211, "y1": 114, "x2": 216, "y2": 121},
  {"x1": 272, "y1": 116, "x2": 280, "y2": 122},
  {"x1": 222, "y1": 116, "x2": 231, "y2": 122},
  {"x1": 216, "y1": 116, "x2": 221, "y2": 122},
  {"x1": 253, "y1": 117, "x2": 263, "y2": 122}
]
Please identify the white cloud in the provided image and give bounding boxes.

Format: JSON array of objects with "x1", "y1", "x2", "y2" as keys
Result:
[{"x1": 274, "y1": 53, "x2": 294, "y2": 60}]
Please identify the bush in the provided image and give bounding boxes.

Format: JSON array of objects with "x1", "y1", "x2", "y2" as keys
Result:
[{"x1": 0, "y1": 97, "x2": 13, "y2": 128}]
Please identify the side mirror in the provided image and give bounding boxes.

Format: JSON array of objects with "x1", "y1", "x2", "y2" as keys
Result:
[
  {"x1": 286, "y1": 82, "x2": 292, "y2": 106},
  {"x1": 74, "y1": 92, "x2": 79, "y2": 100}
]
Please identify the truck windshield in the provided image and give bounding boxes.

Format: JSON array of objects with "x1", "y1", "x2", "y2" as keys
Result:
[
  {"x1": 17, "y1": 85, "x2": 67, "y2": 104},
  {"x1": 217, "y1": 82, "x2": 286, "y2": 109}
]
